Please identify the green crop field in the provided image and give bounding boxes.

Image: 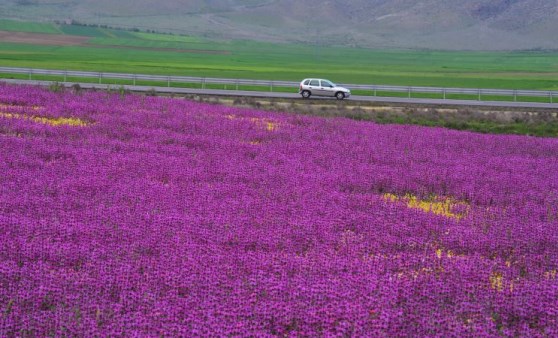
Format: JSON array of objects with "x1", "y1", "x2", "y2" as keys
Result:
[
  {"x1": 0, "y1": 19, "x2": 61, "y2": 34},
  {"x1": 0, "y1": 20, "x2": 558, "y2": 91}
]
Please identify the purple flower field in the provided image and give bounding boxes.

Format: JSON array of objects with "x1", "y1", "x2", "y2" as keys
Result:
[{"x1": 1, "y1": 83, "x2": 558, "y2": 336}]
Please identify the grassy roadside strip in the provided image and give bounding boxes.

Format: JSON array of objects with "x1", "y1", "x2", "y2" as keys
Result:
[{"x1": 190, "y1": 95, "x2": 558, "y2": 138}]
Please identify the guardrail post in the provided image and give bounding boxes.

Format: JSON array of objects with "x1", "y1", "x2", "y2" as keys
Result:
[
  {"x1": 270, "y1": 82, "x2": 273, "y2": 92},
  {"x1": 550, "y1": 92, "x2": 553, "y2": 104},
  {"x1": 514, "y1": 90, "x2": 517, "y2": 102},
  {"x1": 478, "y1": 89, "x2": 481, "y2": 101},
  {"x1": 99, "y1": 73, "x2": 102, "y2": 84},
  {"x1": 167, "y1": 76, "x2": 170, "y2": 88},
  {"x1": 236, "y1": 80, "x2": 239, "y2": 91},
  {"x1": 443, "y1": 89, "x2": 446, "y2": 100},
  {"x1": 408, "y1": 87, "x2": 411, "y2": 98},
  {"x1": 202, "y1": 78, "x2": 205, "y2": 89},
  {"x1": 133, "y1": 75, "x2": 136, "y2": 86},
  {"x1": 373, "y1": 87, "x2": 377, "y2": 96}
]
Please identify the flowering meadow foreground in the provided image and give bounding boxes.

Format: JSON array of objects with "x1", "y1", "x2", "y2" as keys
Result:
[{"x1": 1, "y1": 83, "x2": 558, "y2": 337}]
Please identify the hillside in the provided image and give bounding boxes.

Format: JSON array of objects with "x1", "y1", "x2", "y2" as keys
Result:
[{"x1": 1, "y1": 0, "x2": 558, "y2": 50}]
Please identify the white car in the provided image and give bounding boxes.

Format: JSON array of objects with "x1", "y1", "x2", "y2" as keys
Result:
[{"x1": 299, "y1": 78, "x2": 351, "y2": 100}]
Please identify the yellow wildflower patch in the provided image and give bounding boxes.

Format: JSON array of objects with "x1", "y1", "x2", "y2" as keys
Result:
[
  {"x1": 383, "y1": 193, "x2": 399, "y2": 203},
  {"x1": 0, "y1": 112, "x2": 88, "y2": 127},
  {"x1": 432, "y1": 247, "x2": 465, "y2": 260},
  {"x1": 0, "y1": 130, "x2": 23, "y2": 138},
  {"x1": 382, "y1": 193, "x2": 469, "y2": 220},
  {"x1": 489, "y1": 271, "x2": 504, "y2": 292},
  {"x1": 544, "y1": 269, "x2": 557, "y2": 280},
  {"x1": 0, "y1": 104, "x2": 43, "y2": 111},
  {"x1": 224, "y1": 114, "x2": 280, "y2": 131},
  {"x1": 250, "y1": 117, "x2": 280, "y2": 131}
]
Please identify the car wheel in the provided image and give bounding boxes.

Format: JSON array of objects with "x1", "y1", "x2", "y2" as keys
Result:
[
  {"x1": 301, "y1": 90, "x2": 311, "y2": 99},
  {"x1": 336, "y1": 92, "x2": 345, "y2": 100}
]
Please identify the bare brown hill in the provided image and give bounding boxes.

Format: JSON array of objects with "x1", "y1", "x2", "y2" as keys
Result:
[
  {"x1": 0, "y1": 31, "x2": 88, "y2": 46},
  {"x1": 0, "y1": 31, "x2": 231, "y2": 54},
  {"x1": 1, "y1": 0, "x2": 558, "y2": 50}
]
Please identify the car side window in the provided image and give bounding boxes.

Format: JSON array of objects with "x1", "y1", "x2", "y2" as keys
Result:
[
  {"x1": 321, "y1": 80, "x2": 333, "y2": 87},
  {"x1": 309, "y1": 80, "x2": 319, "y2": 86}
]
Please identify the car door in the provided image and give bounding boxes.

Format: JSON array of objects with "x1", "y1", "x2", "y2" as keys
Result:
[
  {"x1": 308, "y1": 79, "x2": 322, "y2": 95},
  {"x1": 320, "y1": 80, "x2": 336, "y2": 97}
]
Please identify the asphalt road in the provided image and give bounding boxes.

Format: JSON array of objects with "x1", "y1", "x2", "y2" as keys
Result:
[{"x1": 3, "y1": 79, "x2": 558, "y2": 109}]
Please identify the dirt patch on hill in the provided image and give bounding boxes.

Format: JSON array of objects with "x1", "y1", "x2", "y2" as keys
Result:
[
  {"x1": 0, "y1": 31, "x2": 230, "y2": 54},
  {"x1": 0, "y1": 31, "x2": 90, "y2": 46},
  {"x1": 88, "y1": 44, "x2": 231, "y2": 55}
]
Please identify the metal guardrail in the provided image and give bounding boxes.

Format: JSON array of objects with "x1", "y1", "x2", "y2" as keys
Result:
[{"x1": 1, "y1": 66, "x2": 557, "y2": 103}]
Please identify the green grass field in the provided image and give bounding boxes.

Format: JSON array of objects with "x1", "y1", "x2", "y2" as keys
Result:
[
  {"x1": 0, "y1": 19, "x2": 61, "y2": 34},
  {"x1": 0, "y1": 20, "x2": 558, "y2": 91}
]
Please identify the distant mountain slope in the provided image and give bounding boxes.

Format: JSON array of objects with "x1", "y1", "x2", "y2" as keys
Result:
[{"x1": 1, "y1": 0, "x2": 557, "y2": 50}]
